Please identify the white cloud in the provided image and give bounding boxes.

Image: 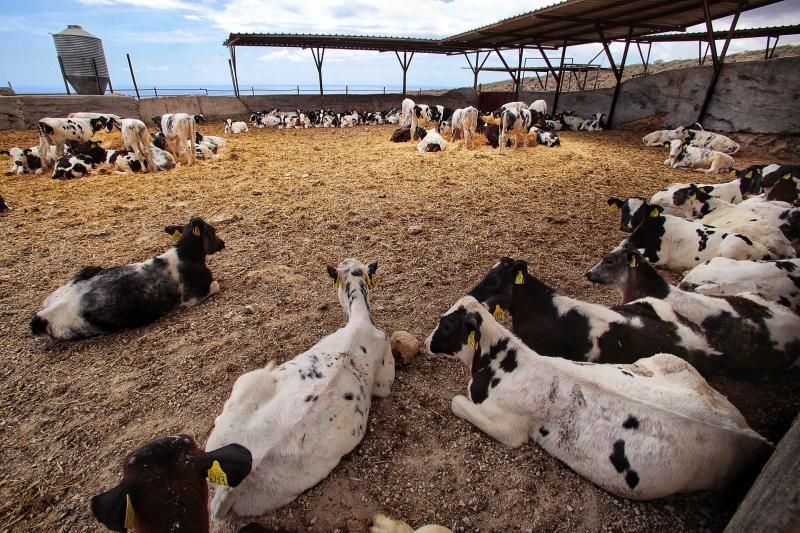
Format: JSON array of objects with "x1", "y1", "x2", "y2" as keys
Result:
[{"x1": 109, "y1": 29, "x2": 220, "y2": 44}]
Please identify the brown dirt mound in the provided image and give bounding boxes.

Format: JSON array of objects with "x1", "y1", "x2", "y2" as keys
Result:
[{"x1": 0, "y1": 123, "x2": 797, "y2": 532}]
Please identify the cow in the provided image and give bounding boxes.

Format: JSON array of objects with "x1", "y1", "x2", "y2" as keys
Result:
[
  {"x1": 158, "y1": 113, "x2": 196, "y2": 164},
  {"x1": 30, "y1": 218, "x2": 224, "y2": 340},
  {"x1": 224, "y1": 118, "x2": 249, "y2": 134},
  {"x1": 390, "y1": 127, "x2": 427, "y2": 143},
  {"x1": 499, "y1": 108, "x2": 532, "y2": 154},
  {"x1": 586, "y1": 243, "x2": 800, "y2": 376},
  {"x1": 91, "y1": 435, "x2": 252, "y2": 533},
  {"x1": 38, "y1": 116, "x2": 111, "y2": 162},
  {"x1": 204, "y1": 259, "x2": 394, "y2": 518},
  {"x1": 664, "y1": 140, "x2": 735, "y2": 174},
  {"x1": 425, "y1": 295, "x2": 771, "y2": 499},
  {"x1": 417, "y1": 129, "x2": 447, "y2": 153}
]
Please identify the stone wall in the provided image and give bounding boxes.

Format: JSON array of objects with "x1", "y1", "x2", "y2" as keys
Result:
[
  {"x1": 0, "y1": 94, "x2": 140, "y2": 130},
  {"x1": 519, "y1": 56, "x2": 800, "y2": 134}
]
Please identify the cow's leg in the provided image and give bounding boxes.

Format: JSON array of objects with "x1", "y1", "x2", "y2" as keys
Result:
[{"x1": 450, "y1": 395, "x2": 529, "y2": 448}]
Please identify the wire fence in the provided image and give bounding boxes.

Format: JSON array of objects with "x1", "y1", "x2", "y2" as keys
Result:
[{"x1": 13, "y1": 86, "x2": 443, "y2": 98}]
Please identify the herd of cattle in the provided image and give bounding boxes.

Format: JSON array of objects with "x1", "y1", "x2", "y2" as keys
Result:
[{"x1": 2, "y1": 96, "x2": 800, "y2": 531}]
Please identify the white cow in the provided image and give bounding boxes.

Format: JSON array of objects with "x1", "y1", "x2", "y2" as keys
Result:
[
  {"x1": 664, "y1": 139, "x2": 735, "y2": 174},
  {"x1": 119, "y1": 118, "x2": 154, "y2": 171},
  {"x1": 499, "y1": 108, "x2": 532, "y2": 155},
  {"x1": 224, "y1": 119, "x2": 249, "y2": 134},
  {"x1": 417, "y1": 129, "x2": 447, "y2": 153},
  {"x1": 205, "y1": 259, "x2": 394, "y2": 518},
  {"x1": 160, "y1": 113, "x2": 196, "y2": 165},
  {"x1": 425, "y1": 295, "x2": 771, "y2": 500},
  {"x1": 447, "y1": 106, "x2": 478, "y2": 150}
]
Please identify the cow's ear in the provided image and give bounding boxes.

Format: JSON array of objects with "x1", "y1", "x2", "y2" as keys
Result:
[
  {"x1": 367, "y1": 261, "x2": 378, "y2": 278},
  {"x1": 607, "y1": 197, "x2": 623, "y2": 212},
  {"x1": 326, "y1": 265, "x2": 339, "y2": 288},
  {"x1": 700, "y1": 186, "x2": 714, "y2": 195},
  {"x1": 649, "y1": 205, "x2": 664, "y2": 218},
  {"x1": 203, "y1": 443, "x2": 252, "y2": 488},
  {"x1": 90, "y1": 482, "x2": 133, "y2": 532},
  {"x1": 189, "y1": 219, "x2": 204, "y2": 237},
  {"x1": 512, "y1": 259, "x2": 528, "y2": 284},
  {"x1": 0, "y1": 150, "x2": 9, "y2": 156},
  {"x1": 164, "y1": 225, "x2": 183, "y2": 241}
]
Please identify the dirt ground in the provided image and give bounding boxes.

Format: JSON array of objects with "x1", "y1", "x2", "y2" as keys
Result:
[{"x1": 0, "y1": 123, "x2": 798, "y2": 532}]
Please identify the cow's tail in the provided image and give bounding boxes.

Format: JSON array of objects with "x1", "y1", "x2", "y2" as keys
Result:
[
  {"x1": 188, "y1": 118, "x2": 196, "y2": 164},
  {"x1": 37, "y1": 122, "x2": 52, "y2": 168}
]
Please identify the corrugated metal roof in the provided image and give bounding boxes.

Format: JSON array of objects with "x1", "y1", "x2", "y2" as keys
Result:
[
  {"x1": 443, "y1": 0, "x2": 785, "y2": 47},
  {"x1": 633, "y1": 23, "x2": 800, "y2": 42},
  {"x1": 224, "y1": 0, "x2": 788, "y2": 52}
]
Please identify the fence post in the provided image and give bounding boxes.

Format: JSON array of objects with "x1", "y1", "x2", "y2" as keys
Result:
[
  {"x1": 91, "y1": 58, "x2": 103, "y2": 94},
  {"x1": 154, "y1": 87, "x2": 158, "y2": 97},
  {"x1": 297, "y1": 85, "x2": 300, "y2": 95},
  {"x1": 251, "y1": 86, "x2": 254, "y2": 96},
  {"x1": 383, "y1": 86, "x2": 386, "y2": 94},
  {"x1": 345, "y1": 85, "x2": 348, "y2": 95},
  {"x1": 126, "y1": 53, "x2": 140, "y2": 99}
]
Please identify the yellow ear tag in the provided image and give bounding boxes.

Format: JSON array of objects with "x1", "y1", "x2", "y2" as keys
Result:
[
  {"x1": 629, "y1": 256, "x2": 638, "y2": 268},
  {"x1": 124, "y1": 494, "x2": 135, "y2": 529},
  {"x1": 467, "y1": 331, "x2": 478, "y2": 350},
  {"x1": 192, "y1": 226, "x2": 201, "y2": 237},
  {"x1": 333, "y1": 279, "x2": 339, "y2": 289},
  {"x1": 608, "y1": 203, "x2": 619, "y2": 213},
  {"x1": 207, "y1": 460, "x2": 229, "y2": 486},
  {"x1": 650, "y1": 208, "x2": 660, "y2": 218},
  {"x1": 729, "y1": 170, "x2": 736, "y2": 177},
  {"x1": 688, "y1": 192, "x2": 696, "y2": 200},
  {"x1": 493, "y1": 305, "x2": 505, "y2": 320},
  {"x1": 745, "y1": 171, "x2": 753, "y2": 178},
  {"x1": 514, "y1": 271, "x2": 524, "y2": 285},
  {"x1": 171, "y1": 230, "x2": 181, "y2": 242},
  {"x1": 365, "y1": 273, "x2": 373, "y2": 288},
  {"x1": 783, "y1": 173, "x2": 791, "y2": 180}
]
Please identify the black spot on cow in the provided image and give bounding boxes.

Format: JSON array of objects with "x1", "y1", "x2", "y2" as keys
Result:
[
  {"x1": 696, "y1": 228, "x2": 709, "y2": 251},
  {"x1": 627, "y1": 209, "x2": 666, "y2": 264},
  {"x1": 343, "y1": 393, "x2": 353, "y2": 400},
  {"x1": 130, "y1": 159, "x2": 142, "y2": 172},
  {"x1": 791, "y1": 275, "x2": 800, "y2": 290},
  {"x1": 775, "y1": 261, "x2": 797, "y2": 272},
  {"x1": 547, "y1": 376, "x2": 560, "y2": 402},
  {"x1": 500, "y1": 348, "x2": 517, "y2": 372},
  {"x1": 539, "y1": 427, "x2": 549, "y2": 437},
  {"x1": 779, "y1": 296, "x2": 791, "y2": 307},
  {"x1": 490, "y1": 377, "x2": 501, "y2": 388},
  {"x1": 735, "y1": 234, "x2": 754, "y2": 246},
  {"x1": 622, "y1": 415, "x2": 640, "y2": 429},
  {"x1": 625, "y1": 470, "x2": 640, "y2": 489},
  {"x1": 304, "y1": 395, "x2": 313, "y2": 402},
  {"x1": 620, "y1": 370, "x2": 634, "y2": 377},
  {"x1": 609, "y1": 439, "x2": 630, "y2": 473}
]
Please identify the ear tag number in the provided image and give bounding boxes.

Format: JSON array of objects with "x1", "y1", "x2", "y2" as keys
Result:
[
  {"x1": 125, "y1": 494, "x2": 135, "y2": 529},
  {"x1": 207, "y1": 460, "x2": 229, "y2": 486},
  {"x1": 493, "y1": 305, "x2": 505, "y2": 320},
  {"x1": 467, "y1": 331, "x2": 478, "y2": 350},
  {"x1": 514, "y1": 271, "x2": 524, "y2": 285}
]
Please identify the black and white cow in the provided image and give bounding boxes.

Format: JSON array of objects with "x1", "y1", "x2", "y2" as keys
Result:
[
  {"x1": 30, "y1": 218, "x2": 225, "y2": 340},
  {"x1": 580, "y1": 113, "x2": 606, "y2": 131},
  {"x1": 626, "y1": 204, "x2": 775, "y2": 270},
  {"x1": 467, "y1": 257, "x2": 720, "y2": 374},
  {"x1": 52, "y1": 153, "x2": 96, "y2": 180},
  {"x1": 425, "y1": 295, "x2": 771, "y2": 500},
  {"x1": 529, "y1": 126, "x2": 560, "y2": 147},
  {"x1": 120, "y1": 118, "x2": 154, "y2": 171},
  {"x1": 156, "y1": 114, "x2": 196, "y2": 164},
  {"x1": 417, "y1": 129, "x2": 447, "y2": 152},
  {"x1": 608, "y1": 197, "x2": 648, "y2": 232},
  {"x1": 680, "y1": 257, "x2": 800, "y2": 313},
  {"x1": 587, "y1": 244, "x2": 800, "y2": 376},
  {"x1": 664, "y1": 139, "x2": 735, "y2": 173},
  {"x1": 38, "y1": 116, "x2": 111, "y2": 162},
  {"x1": 499, "y1": 108, "x2": 533, "y2": 155},
  {"x1": 1, "y1": 145, "x2": 56, "y2": 174},
  {"x1": 650, "y1": 175, "x2": 755, "y2": 217}
]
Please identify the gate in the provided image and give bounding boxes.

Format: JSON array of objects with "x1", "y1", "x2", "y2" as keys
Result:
[{"x1": 478, "y1": 91, "x2": 519, "y2": 112}]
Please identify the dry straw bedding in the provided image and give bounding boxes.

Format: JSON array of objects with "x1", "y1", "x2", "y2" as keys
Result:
[{"x1": 0, "y1": 123, "x2": 797, "y2": 532}]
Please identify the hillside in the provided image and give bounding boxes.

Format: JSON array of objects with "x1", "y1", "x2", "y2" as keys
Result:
[{"x1": 473, "y1": 44, "x2": 800, "y2": 92}]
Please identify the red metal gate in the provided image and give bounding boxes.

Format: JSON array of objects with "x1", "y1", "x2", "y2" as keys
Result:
[{"x1": 478, "y1": 91, "x2": 519, "y2": 113}]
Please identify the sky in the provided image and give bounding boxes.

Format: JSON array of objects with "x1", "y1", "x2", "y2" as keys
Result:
[{"x1": 1, "y1": 0, "x2": 799, "y2": 92}]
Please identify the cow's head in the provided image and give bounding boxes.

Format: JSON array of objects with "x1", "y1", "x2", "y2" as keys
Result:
[
  {"x1": 152, "y1": 132, "x2": 167, "y2": 151},
  {"x1": 468, "y1": 257, "x2": 528, "y2": 318},
  {"x1": 165, "y1": 218, "x2": 225, "y2": 255},
  {"x1": 425, "y1": 296, "x2": 493, "y2": 369},
  {"x1": 326, "y1": 258, "x2": 378, "y2": 315},
  {"x1": 90, "y1": 435, "x2": 252, "y2": 533},
  {"x1": 626, "y1": 204, "x2": 666, "y2": 263},
  {"x1": 194, "y1": 114, "x2": 206, "y2": 124},
  {"x1": 608, "y1": 197, "x2": 647, "y2": 232},
  {"x1": 89, "y1": 117, "x2": 109, "y2": 133},
  {"x1": 151, "y1": 116, "x2": 163, "y2": 131}
]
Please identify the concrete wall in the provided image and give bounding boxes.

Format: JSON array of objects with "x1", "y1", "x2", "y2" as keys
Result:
[
  {"x1": 0, "y1": 94, "x2": 140, "y2": 130},
  {"x1": 1, "y1": 58, "x2": 797, "y2": 133},
  {"x1": 519, "y1": 56, "x2": 800, "y2": 134}
]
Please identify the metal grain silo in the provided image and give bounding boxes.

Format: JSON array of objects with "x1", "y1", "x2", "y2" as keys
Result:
[{"x1": 52, "y1": 25, "x2": 110, "y2": 95}]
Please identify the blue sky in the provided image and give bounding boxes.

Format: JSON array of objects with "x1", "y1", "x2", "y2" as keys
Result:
[{"x1": 1, "y1": 0, "x2": 799, "y2": 92}]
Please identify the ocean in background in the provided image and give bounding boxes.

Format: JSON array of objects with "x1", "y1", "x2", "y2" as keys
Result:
[{"x1": 10, "y1": 83, "x2": 455, "y2": 97}]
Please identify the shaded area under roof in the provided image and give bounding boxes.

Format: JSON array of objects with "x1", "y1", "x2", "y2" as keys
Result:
[{"x1": 443, "y1": 0, "x2": 784, "y2": 48}]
